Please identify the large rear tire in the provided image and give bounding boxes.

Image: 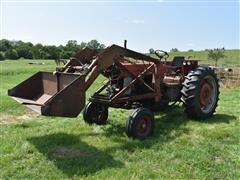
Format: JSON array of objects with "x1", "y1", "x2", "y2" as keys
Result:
[{"x1": 181, "y1": 66, "x2": 219, "y2": 119}]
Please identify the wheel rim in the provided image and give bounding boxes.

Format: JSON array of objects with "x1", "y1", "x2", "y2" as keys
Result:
[
  {"x1": 136, "y1": 116, "x2": 151, "y2": 136},
  {"x1": 199, "y1": 75, "x2": 217, "y2": 114},
  {"x1": 92, "y1": 105, "x2": 105, "y2": 122}
]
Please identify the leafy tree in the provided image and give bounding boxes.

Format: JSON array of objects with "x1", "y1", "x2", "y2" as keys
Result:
[
  {"x1": 66, "y1": 40, "x2": 78, "y2": 47},
  {"x1": 60, "y1": 50, "x2": 73, "y2": 59},
  {"x1": 79, "y1": 42, "x2": 87, "y2": 50},
  {"x1": 0, "y1": 39, "x2": 12, "y2": 51},
  {"x1": 43, "y1": 45, "x2": 61, "y2": 60},
  {"x1": 87, "y1": 40, "x2": 105, "y2": 50},
  {"x1": 170, "y1": 48, "x2": 179, "y2": 52},
  {"x1": 66, "y1": 40, "x2": 79, "y2": 52},
  {"x1": 149, "y1": 48, "x2": 155, "y2": 54},
  {"x1": 188, "y1": 49, "x2": 194, "y2": 52},
  {"x1": 0, "y1": 39, "x2": 106, "y2": 60},
  {"x1": 25, "y1": 42, "x2": 33, "y2": 47},
  {"x1": 208, "y1": 48, "x2": 226, "y2": 67},
  {"x1": 0, "y1": 52, "x2": 5, "y2": 60},
  {"x1": 5, "y1": 49, "x2": 19, "y2": 60},
  {"x1": 32, "y1": 43, "x2": 45, "y2": 59},
  {"x1": 16, "y1": 46, "x2": 33, "y2": 59}
]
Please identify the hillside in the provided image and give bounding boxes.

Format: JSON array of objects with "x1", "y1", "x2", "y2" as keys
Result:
[
  {"x1": 170, "y1": 49, "x2": 240, "y2": 67},
  {"x1": 150, "y1": 49, "x2": 240, "y2": 67}
]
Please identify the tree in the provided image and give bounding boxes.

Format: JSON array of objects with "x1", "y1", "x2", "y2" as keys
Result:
[
  {"x1": 170, "y1": 48, "x2": 179, "y2": 52},
  {"x1": 0, "y1": 39, "x2": 12, "y2": 51},
  {"x1": 0, "y1": 39, "x2": 106, "y2": 60},
  {"x1": 32, "y1": 43, "x2": 44, "y2": 59},
  {"x1": 0, "y1": 52, "x2": 5, "y2": 60},
  {"x1": 66, "y1": 40, "x2": 78, "y2": 47},
  {"x1": 149, "y1": 48, "x2": 155, "y2": 54},
  {"x1": 60, "y1": 50, "x2": 73, "y2": 59},
  {"x1": 188, "y1": 49, "x2": 194, "y2": 52},
  {"x1": 43, "y1": 45, "x2": 61, "y2": 60},
  {"x1": 208, "y1": 48, "x2": 226, "y2": 67},
  {"x1": 66, "y1": 40, "x2": 79, "y2": 52},
  {"x1": 79, "y1": 42, "x2": 87, "y2": 50},
  {"x1": 5, "y1": 49, "x2": 19, "y2": 60},
  {"x1": 87, "y1": 40, "x2": 105, "y2": 50},
  {"x1": 16, "y1": 45, "x2": 33, "y2": 59}
]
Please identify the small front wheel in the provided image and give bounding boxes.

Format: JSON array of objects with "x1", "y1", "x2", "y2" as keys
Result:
[
  {"x1": 83, "y1": 102, "x2": 108, "y2": 125},
  {"x1": 126, "y1": 108, "x2": 154, "y2": 140}
]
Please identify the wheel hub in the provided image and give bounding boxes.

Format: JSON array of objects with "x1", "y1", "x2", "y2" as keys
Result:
[
  {"x1": 200, "y1": 80, "x2": 213, "y2": 107},
  {"x1": 137, "y1": 117, "x2": 150, "y2": 135},
  {"x1": 92, "y1": 105, "x2": 104, "y2": 121}
]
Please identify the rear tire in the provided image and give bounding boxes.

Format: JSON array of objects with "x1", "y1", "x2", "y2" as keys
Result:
[
  {"x1": 83, "y1": 102, "x2": 108, "y2": 125},
  {"x1": 126, "y1": 108, "x2": 154, "y2": 140},
  {"x1": 181, "y1": 66, "x2": 219, "y2": 119}
]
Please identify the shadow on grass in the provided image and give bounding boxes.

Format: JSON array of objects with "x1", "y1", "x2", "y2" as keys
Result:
[
  {"x1": 101, "y1": 106, "x2": 237, "y2": 151},
  {"x1": 28, "y1": 108, "x2": 236, "y2": 177},
  {"x1": 203, "y1": 113, "x2": 237, "y2": 123},
  {"x1": 105, "y1": 106, "x2": 237, "y2": 137},
  {"x1": 28, "y1": 133, "x2": 123, "y2": 177}
]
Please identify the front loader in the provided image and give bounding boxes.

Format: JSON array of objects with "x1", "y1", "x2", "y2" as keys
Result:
[{"x1": 8, "y1": 44, "x2": 219, "y2": 139}]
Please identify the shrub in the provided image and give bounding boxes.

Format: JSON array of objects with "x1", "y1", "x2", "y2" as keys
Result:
[
  {"x1": 0, "y1": 51, "x2": 5, "y2": 60},
  {"x1": 170, "y1": 48, "x2": 179, "y2": 52},
  {"x1": 149, "y1": 48, "x2": 155, "y2": 54},
  {"x1": 60, "y1": 51, "x2": 73, "y2": 59},
  {"x1": 208, "y1": 48, "x2": 226, "y2": 67},
  {"x1": 5, "y1": 49, "x2": 19, "y2": 60}
]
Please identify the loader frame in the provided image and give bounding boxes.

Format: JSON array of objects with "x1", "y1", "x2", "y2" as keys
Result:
[
  {"x1": 8, "y1": 44, "x2": 198, "y2": 117},
  {"x1": 60, "y1": 45, "x2": 164, "y2": 109}
]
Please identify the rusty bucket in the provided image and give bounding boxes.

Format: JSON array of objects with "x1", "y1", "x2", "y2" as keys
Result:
[{"x1": 8, "y1": 72, "x2": 86, "y2": 117}]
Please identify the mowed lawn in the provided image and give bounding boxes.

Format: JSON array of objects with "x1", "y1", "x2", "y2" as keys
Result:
[{"x1": 0, "y1": 60, "x2": 239, "y2": 179}]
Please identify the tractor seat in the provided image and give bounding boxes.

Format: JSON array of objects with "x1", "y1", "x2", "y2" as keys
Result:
[{"x1": 172, "y1": 56, "x2": 185, "y2": 68}]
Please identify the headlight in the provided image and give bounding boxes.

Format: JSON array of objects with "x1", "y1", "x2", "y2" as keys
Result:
[{"x1": 187, "y1": 61, "x2": 191, "y2": 65}]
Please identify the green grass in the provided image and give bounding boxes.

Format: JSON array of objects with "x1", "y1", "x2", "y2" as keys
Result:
[{"x1": 0, "y1": 59, "x2": 240, "y2": 179}]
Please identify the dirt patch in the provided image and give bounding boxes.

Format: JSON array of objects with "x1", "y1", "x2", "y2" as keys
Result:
[
  {"x1": 52, "y1": 147, "x2": 90, "y2": 158},
  {"x1": 0, "y1": 110, "x2": 38, "y2": 124}
]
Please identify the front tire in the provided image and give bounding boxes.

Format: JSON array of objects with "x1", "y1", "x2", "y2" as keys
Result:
[
  {"x1": 181, "y1": 66, "x2": 219, "y2": 119},
  {"x1": 126, "y1": 108, "x2": 154, "y2": 140},
  {"x1": 83, "y1": 102, "x2": 108, "y2": 125}
]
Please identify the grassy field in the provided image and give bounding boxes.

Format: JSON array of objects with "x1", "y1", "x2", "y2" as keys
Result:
[
  {"x1": 171, "y1": 49, "x2": 240, "y2": 65},
  {"x1": 151, "y1": 49, "x2": 240, "y2": 67},
  {"x1": 0, "y1": 59, "x2": 240, "y2": 179}
]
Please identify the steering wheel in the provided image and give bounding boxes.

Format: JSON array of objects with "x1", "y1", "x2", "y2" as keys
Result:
[{"x1": 154, "y1": 50, "x2": 169, "y2": 60}]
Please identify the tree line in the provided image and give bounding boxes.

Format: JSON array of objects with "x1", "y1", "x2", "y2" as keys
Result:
[
  {"x1": 0, "y1": 39, "x2": 105, "y2": 60},
  {"x1": 0, "y1": 39, "x2": 226, "y2": 67}
]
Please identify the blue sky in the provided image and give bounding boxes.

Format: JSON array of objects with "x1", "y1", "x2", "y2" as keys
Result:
[{"x1": 0, "y1": 0, "x2": 239, "y2": 52}]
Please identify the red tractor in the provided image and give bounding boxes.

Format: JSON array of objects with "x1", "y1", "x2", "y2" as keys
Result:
[{"x1": 8, "y1": 44, "x2": 219, "y2": 139}]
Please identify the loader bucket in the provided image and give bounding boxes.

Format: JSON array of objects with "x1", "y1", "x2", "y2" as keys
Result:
[{"x1": 8, "y1": 72, "x2": 86, "y2": 117}]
